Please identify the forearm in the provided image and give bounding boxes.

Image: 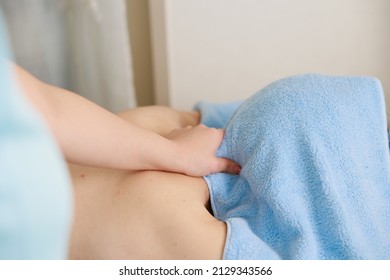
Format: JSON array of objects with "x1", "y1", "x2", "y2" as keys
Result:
[
  {"x1": 48, "y1": 86, "x2": 182, "y2": 171},
  {"x1": 13, "y1": 63, "x2": 179, "y2": 171},
  {"x1": 14, "y1": 62, "x2": 240, "y2": 176}
]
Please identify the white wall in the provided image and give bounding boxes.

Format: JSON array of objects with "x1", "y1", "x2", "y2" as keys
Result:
[{"x1": 150, "y1": 0, "x2": 390, "y2": 111}]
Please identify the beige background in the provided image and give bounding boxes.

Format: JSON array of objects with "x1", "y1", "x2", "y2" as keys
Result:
[{"x1": 129, "y1": 0, "x2": 390, "y2": 112}]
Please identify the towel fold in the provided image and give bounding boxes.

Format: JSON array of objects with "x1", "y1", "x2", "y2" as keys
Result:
[
  {"x1": 194, "y1": 100, "x2": 242, "y2": 129},
  {"x1": 198, "y1": 74, "x2": 390, "y2": 259}
]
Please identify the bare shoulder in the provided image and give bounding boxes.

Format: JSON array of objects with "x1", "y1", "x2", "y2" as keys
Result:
[
  {"x1": 69, "y1": 105, "x2": 225, "y2": 259},
  {"x1": 69, "y1": 165, "x2": 226, "y2": 260},
  {"x1": 117, "y1": 105, "x2": 200, "y2": 136}
]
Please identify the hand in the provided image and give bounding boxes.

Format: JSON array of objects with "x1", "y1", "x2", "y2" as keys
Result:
[{"x1": 167, "y1": 124, "x2": 241, "y2": 177}]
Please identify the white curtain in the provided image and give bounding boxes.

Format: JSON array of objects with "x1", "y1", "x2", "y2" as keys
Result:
[{"x1": 0, "y1": 0, "x2": 136, "y2": 112}]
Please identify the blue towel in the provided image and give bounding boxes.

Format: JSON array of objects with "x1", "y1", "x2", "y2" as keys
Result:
[
  {"x1": 194, "y1": 101, "x2": 242, "y2": 128},
  {"x1": 197, "y1": 74, "x2": 390, "y2": 259}
]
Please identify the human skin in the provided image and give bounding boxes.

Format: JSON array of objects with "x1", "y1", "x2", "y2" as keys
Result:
[
  {"x1": 68, "y1": 106, "x2": 226, "y2": 259},
  {"x1": 11, "y1": 61, "x2": 239, "y2": 176}
]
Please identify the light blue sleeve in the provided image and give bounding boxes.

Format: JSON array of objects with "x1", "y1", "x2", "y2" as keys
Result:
[{"x1": 0, "y1": 11, "x2": 73, "y2": 259}]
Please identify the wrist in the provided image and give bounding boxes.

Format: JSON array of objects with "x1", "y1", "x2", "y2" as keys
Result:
[
  {"x1": 163, "y1": 140, "x2": 187, "y2": 174},
  {"x1": 145, "y1": 136, "x2": 186, "y2": 174}
]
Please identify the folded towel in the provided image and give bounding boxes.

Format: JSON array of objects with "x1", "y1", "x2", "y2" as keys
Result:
[
  {"x1": 194, "y1": 100, "x2": 242, "y2": 129},
  {"x1": 198, "y1": 74, "x2": 390, "y2": 259}
]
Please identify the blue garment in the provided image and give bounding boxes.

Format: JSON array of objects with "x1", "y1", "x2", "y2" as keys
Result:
[
  {"x1": 0, "y1": 12, "x2": 72, "y2": 259},
  {"x1": 198, "y1": 74, "x2": 390, "y2": 259}
]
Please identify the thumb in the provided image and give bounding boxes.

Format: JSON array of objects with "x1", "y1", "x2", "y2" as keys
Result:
[{"x1": 214, "y1": 158, "x2": 241, "y2": 174}]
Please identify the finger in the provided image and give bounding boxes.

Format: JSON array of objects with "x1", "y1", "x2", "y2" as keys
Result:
[{"x1": 214, "y1": 158, "x2": 241, "y2": 174}]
